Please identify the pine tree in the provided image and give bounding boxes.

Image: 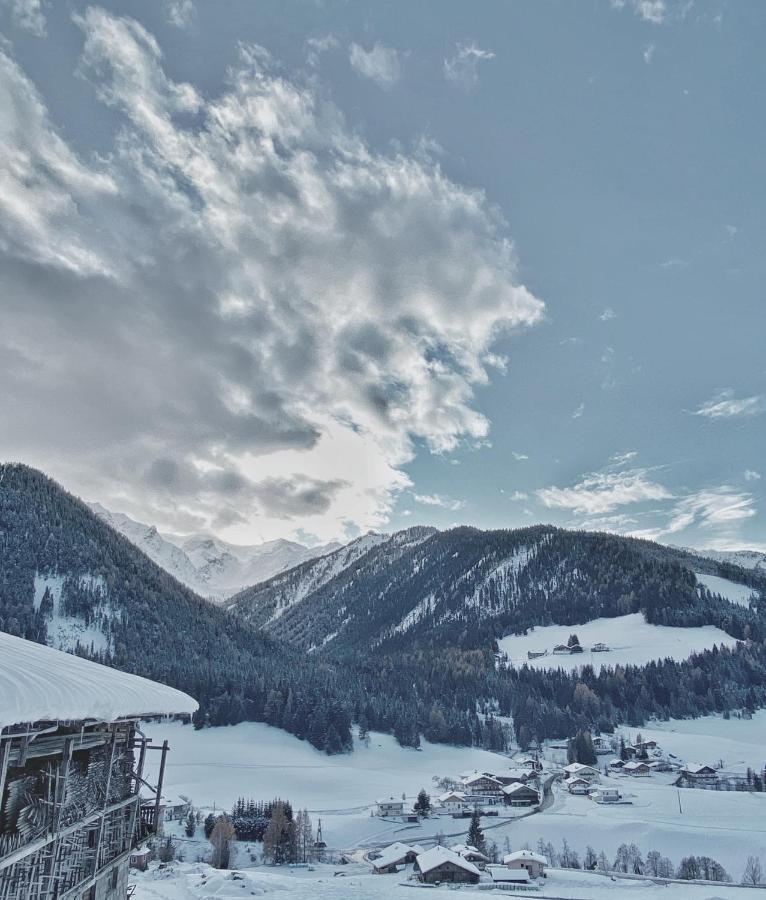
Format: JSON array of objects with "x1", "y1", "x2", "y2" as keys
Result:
[
  {"x1": 413, "y1": 788, "x2": 431, "y2": 817},
  {"x1": 185, "y1": 809, "x2": 196, "y2": 838},
  {"x1": 467, "y1": 809, "x2": 486, "y2": 855}
]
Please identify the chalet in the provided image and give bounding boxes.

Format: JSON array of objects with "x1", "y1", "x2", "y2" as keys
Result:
[
  {"x1": 0, "y1": 631, "x2": 197, "y2": 900},
  {"x1": 502, "y1": 782, "x2": 539, "y2": 807},
  {"x1": 680, "y1": 763, "x2": 718, "y2": 784},
  {"x1": 376, "y1": 797, "x2": 405, "y2": 818},
  {"x1": 592, "y1": 735, "x2": 612, "y2": 755},
  {"x1": 623, "y1": 760, "x2": 651, "y2": 777},
  {"x1": 450, "y1": 843, "x2": 490, "y2": 866},
  {"x1": 514, "y1": 756, "x2": 543, "y2": 772},
  {"x1": 569, "y1": 643, "x2": 584, "y2": 653},
  {"x1": 636, "y1": 739, "x2": 658, "y2": 751},
  {"x1": 504, "y1": 849, "x2": 548, "y2": 879},
  {"x1": 487, "y1": 866, "x2": 531, "y2": 885},
  {"x1": 527, "y1": 649, "x2": 547, "y2": 660},
  {"x1": 591, "y1": 787, "x2": 621, "y2": 804},
  {"x1": 371, "y1": 842, "x2": 420, "y2": 874},
  {"x1": 591, "y1": 642, "x2": 610, "y2": 652},
  {"x1": 562, "y1": 762, "x2": 600, "y2": 782},
  {"x1": 609, "y1": 759, "x2": 625, "y2": 771},
  {"x1": 553, "y1": 644, "x2": 572, "y2": 655},
  {"x1": 414, "y1": 846, "x2": 480, "y2": 884},
  {"x1": 564, "y1": 776, "x2": 591, "y2": 794},
  {"x1": 502, "y1": 767, "x2": 538, "y2": 785},
  {"x1": 461, "y1": 773, "x2": 504, "y2": 796},
  {"x1": 438, "y1": 790, "x2": 469, "y2": 813}
]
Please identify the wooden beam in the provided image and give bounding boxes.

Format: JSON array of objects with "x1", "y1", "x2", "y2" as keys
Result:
[
  {"x1": 0, "y1": 740, "x2": 11, "y2": 812},
  {"x1": 153, "y1": 740, "x2": 169, "y2": 835}
]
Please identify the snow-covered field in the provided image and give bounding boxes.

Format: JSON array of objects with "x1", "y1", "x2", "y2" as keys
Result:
[
  {"x1": 497, "y1": 613, "x2": 737, "y2": 673},
  {"x1": 144, "y1": 717, "x2": 766, "y2": 881},
  {"x1": 130, "y1": 860, "x2": 765, "y2": 900},
  {"x1": 695, "y1": 572, "x2": 757, "y2": 607}
]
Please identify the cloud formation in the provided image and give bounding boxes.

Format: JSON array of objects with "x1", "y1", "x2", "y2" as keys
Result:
[
  {"x1": 609, "y1": 0, "x2": 667, "y2": 25},
  {"x1": 1, "y1": 0, "x2": 46, "y2": 35},
  {"x1": 537, "y1": 467, "x2": 672, "y2": 516},
  {"x1": 413, "y1": 493, "x2": 465, "y2": 511},
  {"x1": 694, "y1": 390, "x2": 765, "y2": 419},
  {"x1": 443, "y1": 42, "x2": 495, "y2": 90},
  {"x1": 0, "y1": 10, "x2": 543, "y2": 541},
  {"x1": 164, "y1": 0, "x2": 195, "y2": 28},
  {"x1": 349, "y1": 42, "x2": 401, "y2": 86}
]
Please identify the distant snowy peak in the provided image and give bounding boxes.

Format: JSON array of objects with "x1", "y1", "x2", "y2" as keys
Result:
[
  {"x1": 684, "y1": 547, "x2": 766, "y2": 573},
  {"x1": 88, "y1": 503, "x2": 342, "y2": 600}
]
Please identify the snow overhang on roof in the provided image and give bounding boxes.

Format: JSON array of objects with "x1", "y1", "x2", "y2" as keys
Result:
[
  {"x1": 417, "y1": 847, "x2": 480, "y2": 876},
  {"x1": 0, "y1": 631, "x2": 199, "y2": 729}
]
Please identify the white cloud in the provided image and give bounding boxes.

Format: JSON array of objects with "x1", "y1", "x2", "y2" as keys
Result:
[
  {"x1": 2, "y1": 0, "x2": 46, "y2": 35},
  {"x1": 694, "y1": 390, "x2": 765, "y2": 419},
  {"x1": 306, "y1": 34, "x2": 339, "y2": 66},
  {"x1": 599, "y1": 307, "x2": 616, "y2": 321},
  {"x1": 572, "y1": 402, "x2": 585, "y2": 419},
  {"x1": 666, "y1": 487, "x2": 756, "y2": 534},
  {"x1": 512, "y1": 451, "x2": 529, "y2": 461},
  {"x1": 413, "y1": 493, "x2": 465, "y2": 511},
  {"x1": 610, "y1": 0, "x2": 667, "y2": 24},
  {"x1": 164, "y1": 1, "x2": 195, "y2": 28},
  {"x1": 443, "y1": 42, "x2": 495, "y2": 90},
  {"x1": 537, "y1": 468, "x2": 672, "y2": 516},
  {"x1": 509, "y1": 490, "x2": 528, "y2": 501},
  {"x1": 349, "y1": 42, "x2": 401, "y2": 87},
  {"x1": 744, "y1": 470, "x2": 761, "y2": 482},
  {"x1": 0, "y1": 11, "x2": 543, "y2": 542},
  {"x1": 643, "y1": 43, "x2": 655, "y2": 64}
]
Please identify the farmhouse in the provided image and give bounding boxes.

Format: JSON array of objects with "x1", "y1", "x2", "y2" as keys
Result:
[
  {"x1": 527, "y1": 649, "x2": 547, "y2": 659},
  {"x1": 371, "y1": 842, "x2": 420, "y2": 874},
  {"x1": 552, "y1": 644, "x2": 572, "y2": 655},
  {"x1": 414, "y1": 846, "x2": 481, "y2": 884},
  {"x1": 562, "y1": 762, "x2": 600, "y2": 782},
  {"x1": 0, "y1": 631, "x2": 197, "y2": 900},
  {"x1": 564, "y1": 776, "x2": 591, "y2": 794},
  {"x1": 163, "y1": 794, "x2": 192, "y2": 821},
  {"x1": 514, "y1": 756, "x2": 543, "y2": 772},
  {"x1": 591, "y1": 642, "x2": 610, "y2": 652},
  {"x1": 502, "y1": 767, "x2": 538, "y2": 785},
  {"x1": 461, "y1": 773, "x2": 504, "y2": 795},
  {"x1": 609, "y1": 759, "x2": 625, "y2": 771},
  {"x1": 591, "y1": 787, "x2": 621, "y2": 803},
  {"x1": 680, "y1": 763, "x2": 718, "y2": 784},
  {"x1": 502, "y1": 782, "x2": 539, "y2": 806},
  {"x1": 438, "y1": 790, "x2": 469, "y2": 813},
  {"x1": 623, "y1": 760, "x2": 651, "y2": 777},
  {"x1": 504, "y1": 849, "x2": 548, "y2": 879},
  {"x1": 592, "y1": 735, "x2": 612, "y2": 755},
  {"x1": 376, "y1": 796, "x2": 405, "y2": 818}
]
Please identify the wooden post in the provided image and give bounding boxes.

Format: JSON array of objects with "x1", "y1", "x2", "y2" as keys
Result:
[
  {"x1": 127, "y1": 731, "x2": 148, "y2": 849},
  {"x1": 93, "y1": 731, "x2": 118, "y2": 877},
  {"x1": 0, "y1": 739, "x2": 11, "y2": 811},
  {"x1": 153, "y1": 741, "x2": 169, "y2": 836}
]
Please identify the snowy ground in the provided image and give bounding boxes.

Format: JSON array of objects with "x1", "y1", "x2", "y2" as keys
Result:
[
  {"x1": 497, "y1": 613, "x2": 737, "y2": 673},
  {"x1": 129, "y1": 860, "x2": 765, "y2": 899},
  {"x1": 143, "y1": 721, "x2": 528, "y2": 850},
  {"x1": 144, "y1": 717, "x2": 766, "y2": 881},
  {"x1": 695, "y1": 572, "x2": 757, "y2": 607}
]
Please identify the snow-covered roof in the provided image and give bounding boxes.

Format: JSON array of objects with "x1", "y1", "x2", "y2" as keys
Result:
[
  {"x1": 0, "y1": 631, "x2": 198, "y2": 729},
  {"x1": 372, "y1": 842, "x2": 414, "y2": 869},
  {"x1": 563, "y1": 762, "x2": 597, "y2": 774},
  {"x1": 376, "y1": 796, "x2": 404, "y2": 806},
  {"x1": 416, "y1": 846, "x2": 480, "y2": 876},
  {"x1": 502, "y1": 781, "x2": 537, "y2": 795},
  {"x1": 564, "y1": 775, "x2": 589, "y2": 786},
  {"x1": 504, "y1": 850, "x2": 547, "y2": 866},
  {"x1": 487, "y1": 866, "x2": 530, "y2": 883},
  {"x1": 462, "y1": 772, "x2": 501, "y2": 786},
  {"x1": 682, "y1": 762, "x2": 715, "y2": 774},
  {"x1": 438, "y1": 790, "x2": 466, "y2": 802}
]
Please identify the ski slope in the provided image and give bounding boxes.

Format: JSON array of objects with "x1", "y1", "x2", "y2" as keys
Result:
[
  {"x1": 695, "y1": 572, "x2": 756, "y2": 607},
  {"x1": 497, "y1": 613, "x2": 737, "y2": 673}
]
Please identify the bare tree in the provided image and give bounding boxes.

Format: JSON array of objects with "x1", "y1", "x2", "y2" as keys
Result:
[
  {"x1": 742, "y1": 856, "x2": 763, "y2": 886},
  {"x1": 210, "y1": 816, "x2": 236, "y2": 869}
]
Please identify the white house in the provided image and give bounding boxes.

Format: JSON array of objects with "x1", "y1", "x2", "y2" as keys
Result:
[
  {"x1": 504, "y1": 849, "x2": 547, "y2": 879},
  {"x1": 623, "y1": 760, "x2": 651, "y2": 777},
  {"x1": 371, "y1": 842, "x2": 420, "y2": 874},
  {"x1": 591, "y1": 787, "x2": 621, "y2": 803},
  {"x1": 376, "y1": 797, "x2": 405, "y2": 818},
  {"x1": 438, "y1": 790, "x2": 469, "y2": 813},
  {"x1": 564, "y1": 776, "x2": 591, "y2": 795},
  {"x1": 563, "y1": 763, "x2": 600, "y2": 782},
  {"x1": 461, "y1": 773, "x2": 504, "y2": 795},
  {"x1": 681, "y1": 763, "x2": 718, "y2": 783}
]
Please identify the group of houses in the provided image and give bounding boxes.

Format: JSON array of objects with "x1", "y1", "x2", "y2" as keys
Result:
[
  {"x1": 0, "y1": 631, "x2": 197, "y2": 900},
  {"x1": 376, "y1": 757, "x2": 543, "y2": 821},
  {"x1": 370, "y1": 841, "x2": 548, "y2": 885},
  {"x1": 527, "y1": 640, "x2": 610, "y2": 660}
]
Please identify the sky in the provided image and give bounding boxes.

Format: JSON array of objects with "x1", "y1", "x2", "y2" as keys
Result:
[{"x1": 1, "y1": 0, "x2": 764, "y2": 551}]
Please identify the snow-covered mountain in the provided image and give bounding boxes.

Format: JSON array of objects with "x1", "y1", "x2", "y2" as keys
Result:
[
  {"x1": 683, "y1": 547, "x2": 766, "y2": 573},
  {"x1": 89, "y1": 503, "x2": 341, "y2": 599}
]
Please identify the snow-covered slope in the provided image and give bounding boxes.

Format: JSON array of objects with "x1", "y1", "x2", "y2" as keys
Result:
[
  {"x1": 497, "y1": 613, "x2": 738, "y2": 673},
  {"x1": 695, "y1": 572, "x2": 757, "y2": 607},
  {"x1": 89, "y1": 503, "x2": 341, "y2": 599},
  {"x1": 0, "y1": 630, "x2": 197, "y2": 728},
  {"x1": 688, "y1": 547, "x2": 766, "y2": 573}
]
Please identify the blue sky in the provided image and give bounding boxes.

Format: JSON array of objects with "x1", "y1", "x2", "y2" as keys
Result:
[{"x1": 1, "y1": 0, "x2": 764, "y2": 551}]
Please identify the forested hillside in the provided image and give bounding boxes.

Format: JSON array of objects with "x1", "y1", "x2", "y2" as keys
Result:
[{"x1": 3, "y1": 464, "x2": 766, "y2": 755}]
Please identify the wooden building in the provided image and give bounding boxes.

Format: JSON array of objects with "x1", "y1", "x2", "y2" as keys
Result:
[
  {"x1": 414, "y1": 846, "x2": 480, "y2": 884},
  {"x1": 503, "y1": 849, "x2": 547, "y2": 879},
  {"x1": 502, "y1": 782, "x2": 539, "y2": 806},
  {"x1": 0, "y1": 631, "x2": 197, "y2": 900}
]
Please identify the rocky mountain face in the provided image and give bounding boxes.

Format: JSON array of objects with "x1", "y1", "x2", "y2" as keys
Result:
[{"x1": 89, "y1": 503, "x2": 340, "y2": 599}]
